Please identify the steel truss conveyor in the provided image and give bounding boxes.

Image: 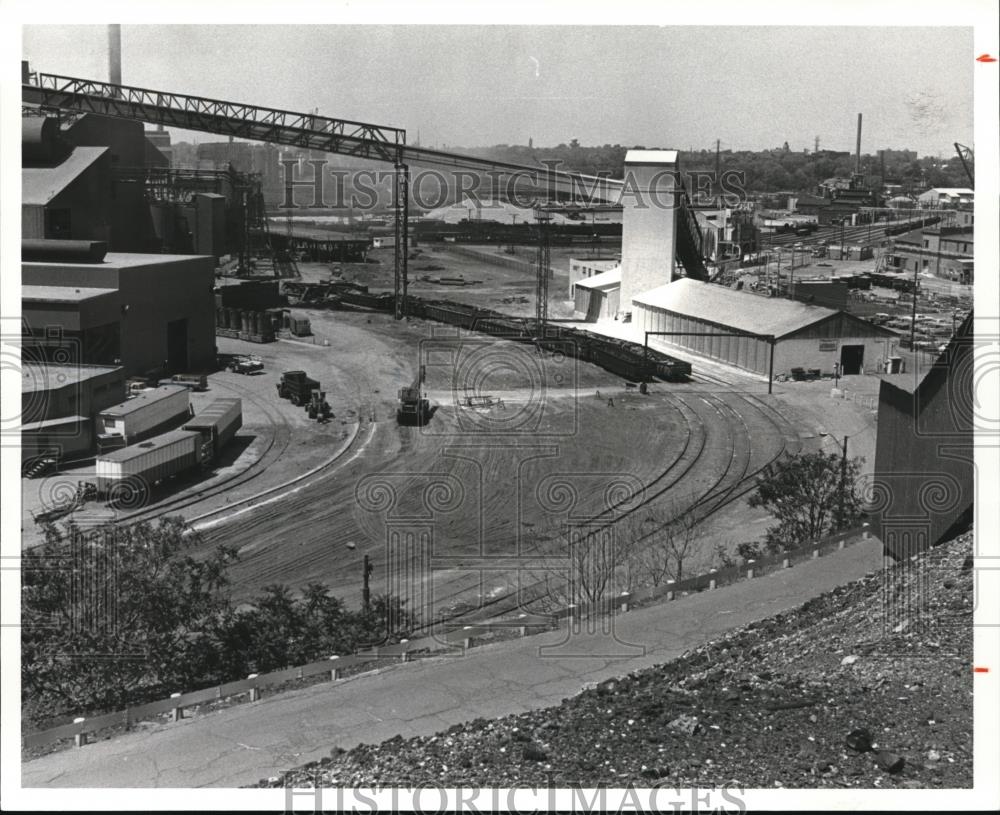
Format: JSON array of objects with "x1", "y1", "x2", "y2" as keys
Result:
[{"x1": 22, "y1": 70, "x2": 709, "y2": 312}]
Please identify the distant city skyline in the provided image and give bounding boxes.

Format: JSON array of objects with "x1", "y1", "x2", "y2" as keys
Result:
[{"x1": 23, "y1": 25, "x2": 973, "y2": 158}]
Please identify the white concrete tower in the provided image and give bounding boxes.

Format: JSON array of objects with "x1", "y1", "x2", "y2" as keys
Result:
[{"x1": 618, "y1": 149, "x2": 678, "y2": 308}]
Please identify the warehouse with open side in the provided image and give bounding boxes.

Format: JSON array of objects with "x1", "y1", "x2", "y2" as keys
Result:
[{"x1": 631, "y1": 278, "x2": 898, "y2": 378}]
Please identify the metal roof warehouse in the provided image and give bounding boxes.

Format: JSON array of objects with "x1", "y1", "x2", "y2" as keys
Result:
[{"x1": 631, "y1": 278, "x2": 897, "y2": 377}]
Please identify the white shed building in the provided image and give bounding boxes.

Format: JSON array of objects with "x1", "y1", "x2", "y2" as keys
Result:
[{"x1": 632, "y1": 279, "x2": 897, "y2": 377}]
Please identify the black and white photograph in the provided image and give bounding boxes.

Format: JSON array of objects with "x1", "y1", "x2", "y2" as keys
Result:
[{"x1": 1, "y1": 1, "x2": 998, "y2": 811}]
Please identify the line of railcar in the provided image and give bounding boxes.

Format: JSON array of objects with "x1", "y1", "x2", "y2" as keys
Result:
[{"x1": 336, "y1": 292, "x2": 691, "y2": 382}]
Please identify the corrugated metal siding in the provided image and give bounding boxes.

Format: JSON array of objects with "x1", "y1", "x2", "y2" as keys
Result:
[
  {"x1": 96, "y1": 429, "x2": 200, "y2": 489},
  {"x1": 98, "y1": 386, "x2": 190, "y2": 438}
]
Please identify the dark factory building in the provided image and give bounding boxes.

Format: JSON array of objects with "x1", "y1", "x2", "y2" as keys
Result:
[
  {"x1": 22, "y1": 245, "x2": 217, "y2": 380},
  {"x1": 871, "y1": 312, "x2": 974, "y2": 560}
]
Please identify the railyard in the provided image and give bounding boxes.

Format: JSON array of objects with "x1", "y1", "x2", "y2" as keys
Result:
[{"x1": 13, "y1": 20, "x2": 984, "y2": 801}]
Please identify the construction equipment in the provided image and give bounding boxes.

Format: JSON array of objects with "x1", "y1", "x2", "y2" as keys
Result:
[
  {"x1": 228, "y1": 354, "x2": 264, "y2": 375},
  {"x1": 396, "y1": 365, "x2": 428, "y2": 425},
  {"x1": 954, "y1": 143, "x2": 974, "y2": 185},
  {"x1": 276, "y1": 370, "x2": 320, "y2": 406},
  {"x1": 306, "y1": 390, "x2": 333, "y2": 422}
]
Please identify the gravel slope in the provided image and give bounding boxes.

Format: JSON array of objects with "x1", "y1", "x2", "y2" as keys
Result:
[{"x1": 254, "y1": 531, "x2": 973, "y2": 789}]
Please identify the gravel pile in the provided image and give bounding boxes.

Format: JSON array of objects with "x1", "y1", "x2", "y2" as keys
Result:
[{"x1": 254, "y1": 532, "x2": 973, "y2": 789}]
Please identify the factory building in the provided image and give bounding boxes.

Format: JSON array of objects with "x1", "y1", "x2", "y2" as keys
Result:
[
  {"x1": 631, "y1": 278, "x2": 897, "y2": 378},
  {"x1": 22, "y1": 244, "x2": 217, "y2": 379},
  {"x1": 21, "y1": 363, "x2": 126, "y2": 463},
  {"x1": 23, "y1": 119, "x2": 114, "y2": 244},
  {"x1": 872, "y1": 313, "x2": 974, "y2": 559}
]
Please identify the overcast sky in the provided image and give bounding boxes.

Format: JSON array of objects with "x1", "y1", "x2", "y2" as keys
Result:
[{"x1": 23, "y1": 25, "x2": 973, "y2": 157}]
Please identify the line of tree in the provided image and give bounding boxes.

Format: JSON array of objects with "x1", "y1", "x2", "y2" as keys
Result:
[{"x1": 21, "y1": 518, "x2": 413, "y2": 726}]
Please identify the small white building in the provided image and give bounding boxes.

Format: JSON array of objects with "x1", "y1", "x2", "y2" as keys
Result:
[
  {"x1": 917, "y1": 188, "x2": 974, "y2": 208},
  {"x1": 573, "y1": 265, "x2": 622, "y2": 321},
  {"x1": 632, "y1": 279, "x2": 897, "y2": 377},
  {"x1": 568, "y1": 257, "x2": 620, "y2": 298}
]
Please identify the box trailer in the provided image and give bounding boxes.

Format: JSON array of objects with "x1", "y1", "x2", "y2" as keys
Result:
[
  {"x1": 182, "y1": 398, "x2": 242, "y2": 458},
  {"x1": 95, "y1": 429, "x2": 202, "y2": 495},
  {"x1": 97, "y1": 385, "x2": 191, "y2": 443}
]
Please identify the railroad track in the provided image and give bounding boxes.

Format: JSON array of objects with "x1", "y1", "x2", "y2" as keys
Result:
[
  {"x1": 420, "y1": 389, "x2": 797, "y2": 629},
  {"x1": 113, "y1": 379, "x2": 295, "y2": 525}
]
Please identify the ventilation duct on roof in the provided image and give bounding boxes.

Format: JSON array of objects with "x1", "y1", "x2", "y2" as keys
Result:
[{"x1": 22, "y1": 239, "x2": 108, "y2": 264}]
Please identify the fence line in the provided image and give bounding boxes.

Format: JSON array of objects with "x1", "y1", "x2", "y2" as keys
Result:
[{"x1": 24, "y1": 524, "x2": 872, "y2": 751}]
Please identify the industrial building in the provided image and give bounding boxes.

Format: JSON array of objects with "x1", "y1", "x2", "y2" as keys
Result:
[
  {"x1": 567, "y1": 257, "x2": 620, "y2": 298},
  {"x1": 631, "y1": 278, "x2": 897, "y2": 378},
  {"x1": 21, "y1": 362, "x2": 126, "y2": 463},
  {"x1": 618, "y1": 150, "x2": 680, "y2": 306},
  {"x1": 917, "y1": 187, "x2": 974, "y2": 208},
  {"x1": 872, "y1": 313, "x2": 974, "y2": 559},
  {"x1": 887, "y1": 224, "x2": 975, "y2": 284},
  {"x1": 22, "y1": 243, "x2": 217, "y2": 378},
  {"x1": 572, "y1": 266, "x2": 622, "y2": 320}
]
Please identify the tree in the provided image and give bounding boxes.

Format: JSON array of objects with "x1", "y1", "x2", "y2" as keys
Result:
[
  {"x1": 748, "y1": 452, "x2": 865, "y2": 552},
  {"x1": 631, "y1": 508, "x2": 701, "y2": 587},
  {"x1": 21, "y1": 518, "x2": 236, "y2": 720}
]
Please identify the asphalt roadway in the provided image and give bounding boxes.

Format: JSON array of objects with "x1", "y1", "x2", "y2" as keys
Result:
[{"x1": 22, "y1": 539, "x2": 886, "y2": 789}]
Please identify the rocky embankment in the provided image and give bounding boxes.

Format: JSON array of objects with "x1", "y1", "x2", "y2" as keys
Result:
[{"x1": 255, "y1": 532, "x2": 974, "y2": 789}]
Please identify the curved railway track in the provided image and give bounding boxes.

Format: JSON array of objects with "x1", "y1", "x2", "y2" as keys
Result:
[
  {"x1": 440, "y1": 388, "x2": 800, "y2": 627},
  {"x1": 111, "y1": 378, "x2": 296, "y2": 525}
]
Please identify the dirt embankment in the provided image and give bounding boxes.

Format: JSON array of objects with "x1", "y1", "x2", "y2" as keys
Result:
[{"x1": 254, "y1": 531, "x2": 973, "y2": 789}]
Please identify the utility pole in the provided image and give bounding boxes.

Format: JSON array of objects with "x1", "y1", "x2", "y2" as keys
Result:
[
  {"x1": 838, "y1": 435, "x2": 849, "y2": 530},
  {"x1": 362, "y1": 554, "x2": 373, "y2": 611},
  {"x1": 535, "y1": 209, "x2": 551, "y2": 334}
]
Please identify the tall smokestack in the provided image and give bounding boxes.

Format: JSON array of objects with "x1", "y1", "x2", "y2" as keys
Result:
[
  {"x1": 855, "y1": 113, "x2": 863, "y2": 175},
  {"x1": 108, "y1": 25, "x2": 122, "y2": 86}
]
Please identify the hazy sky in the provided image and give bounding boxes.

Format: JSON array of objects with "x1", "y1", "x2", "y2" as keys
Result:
[{"x1": 23, "y1": 25, "x2": 973, "y2": 156}]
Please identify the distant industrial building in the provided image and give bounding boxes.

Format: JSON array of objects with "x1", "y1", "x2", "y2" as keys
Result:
[
  {"x1": 872, "y1": 313, "x2": 974, "y2": 559},
  {"x1": 887, "y1": 224, "x2": 975, "y2": 284},
  {"x1": 631, "y1": 278, "x2": 897, "y2": 378},
  {"x1": 22, "y1": 245, "x2": 217, "y2": 378},
  {"x1": 917, "y1": 187, "x2": 974, "y2": 208}
]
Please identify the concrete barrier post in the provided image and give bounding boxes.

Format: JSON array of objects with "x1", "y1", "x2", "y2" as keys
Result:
[
  {"x1": 838, "y1": 538, "x2": 846, "y2": 550},
  {"x1": 747, "y1": 560, "x2": 756, "y2": 579},
  {"x1": 328, "y1": 656, "x2": 340, "y2": 681},
  {"x1": 620, "y1": 591, "x2": 631, "y2": 613},
  {"x1": 461, "y1": 626, "x2": 473, "y2": 651},
  {"x1": 517, "y1": 613, "x2": 528, "y2": 637},
  {"x1": 812, "y1": 546, "x2": 819, "y2": 559},
  {"x1": 862, "y1": 522, "x2": 870, "y2": 540},
  {"x1": 170, "y1": 692, "x2": 183, "y2": 722},
  {"x1": 708, "y1": 569, "x2": 718, "y2": 590},
  {"x1": 73, "y1": 718, "x2": 86, "y2": 748},
  {"x1": 400, "y1": 639, "x2": 410, "y2": 663},
  {"x1": 782, "y1": 557, "x2": 790, "y2": 569},
  {"x1": 666, "y1": 580, "x2": 675, "y2": 602},
  {"x1": 248, "y1": 673, "x2": 260, "y2": 702}
]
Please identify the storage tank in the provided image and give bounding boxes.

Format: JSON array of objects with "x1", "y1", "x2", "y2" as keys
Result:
[{"x1": 96, "y1": 385, "x2": 190, "y2": 443}]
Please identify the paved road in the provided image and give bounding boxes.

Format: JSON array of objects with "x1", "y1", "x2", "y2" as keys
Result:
[{"x1": 22, "y1": 540, "x2": 886, "y2": 788}]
